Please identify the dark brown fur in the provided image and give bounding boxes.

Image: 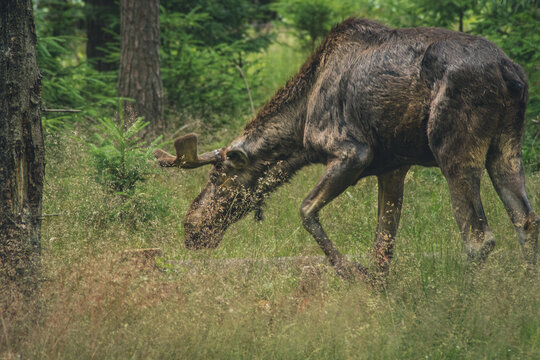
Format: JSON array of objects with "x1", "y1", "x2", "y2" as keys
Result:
[{"x1": 168, "y1": 18, "x2": 538, "y2": 280}]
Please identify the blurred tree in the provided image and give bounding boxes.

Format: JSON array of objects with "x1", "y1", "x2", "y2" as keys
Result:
[
  {"x1": 35, "y1": 0, "x2": 85, "y2": 38},
  {"x1": 86, "y1": 0, "x2": 119, "y2": 71},
  {"x1": 118, "y1": 0, "x2": 164, "y2": 139},
  {"x1": 0, "y1": 0, "x2": 45, "y2": 304}
]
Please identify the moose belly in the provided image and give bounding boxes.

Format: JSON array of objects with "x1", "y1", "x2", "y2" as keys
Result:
[{"x1": 365, "y1": 115, "x2": 437, "y2": 175}]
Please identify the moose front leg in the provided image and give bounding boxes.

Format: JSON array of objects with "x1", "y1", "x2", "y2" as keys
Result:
[
  {"x1": 300, "y1": 145, "x2": 372, "y2": 280},
  {"x1": 373, "y1": 166, "x2": 409, "y2": 275}
]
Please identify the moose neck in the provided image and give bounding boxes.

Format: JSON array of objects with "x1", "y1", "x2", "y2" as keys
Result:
[
  {"x1": 236, "y1": 92, "x2": 310, "y2": 194},
  {"x1": 232, "y1": 44, "x2": 325, "y2": 194},
  {"x1": 242, "y1": 104, "x2": 306, "y2": 160}
]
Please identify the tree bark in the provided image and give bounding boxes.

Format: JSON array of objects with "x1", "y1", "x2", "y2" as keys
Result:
[
  {"x1": 118, "y1": 0, "x2": 164, "y2": 139},
  {"x1": 0, "y1": 0, "x2": 45, "y2": 305},
  {"x1": 86, "y1": 0, "x2": 119, "y2": 71}
]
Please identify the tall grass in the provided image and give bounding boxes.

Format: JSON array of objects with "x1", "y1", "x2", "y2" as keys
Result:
[{"x1": 2, "y1": 130, "x2": 539, "y2": 359}]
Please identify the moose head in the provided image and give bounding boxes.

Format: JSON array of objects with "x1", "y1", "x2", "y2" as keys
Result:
[{"x1": 154, "y1": 134, "x2": 257, "y2": 249}]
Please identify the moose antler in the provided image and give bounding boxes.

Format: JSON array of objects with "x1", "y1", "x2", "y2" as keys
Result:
[{"x1": 153, "y1": 133, "x2": 221, "y2": 168}]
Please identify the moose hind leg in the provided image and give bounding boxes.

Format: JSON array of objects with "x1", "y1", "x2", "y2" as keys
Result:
[
  {"x1": 438, "y1": 162, "x2": 496, "y2": 261},
  {"x1": 428, "y1": 85, "x2": 496, "y2": 262},
  {"x1": 373, "y1": 166, "x2": 409, "y2": 274},
  {"x1": 487, "y1": 137, "x2": 539, "y2": 265},
  {"x1": 300, "y1": 143, "x2": 372, "y2": 280}
]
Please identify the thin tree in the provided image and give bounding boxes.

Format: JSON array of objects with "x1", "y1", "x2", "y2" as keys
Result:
[
  {"x1": 86, "y1": 0, "x2": 119, "y2": 71},
  {"x1": 0, "y1": 0, "x2": 45, "y2": 305},
  {"x1": 117, "y1": 0, "x2": 164, "y2": 139}
]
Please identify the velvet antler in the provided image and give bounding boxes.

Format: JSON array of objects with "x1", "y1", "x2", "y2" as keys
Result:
[{"x1": 153, "y1": 133, "x2": 221, "y2": 168}]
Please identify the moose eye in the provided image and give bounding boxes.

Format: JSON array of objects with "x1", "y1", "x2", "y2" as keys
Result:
[{"x1": 225, "y1": 149, "x2": 249, "y2": 169}]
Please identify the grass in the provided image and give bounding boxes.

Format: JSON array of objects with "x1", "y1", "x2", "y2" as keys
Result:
[{"x1": 1, "y1": 129, "x2": 539, "y2": 359}]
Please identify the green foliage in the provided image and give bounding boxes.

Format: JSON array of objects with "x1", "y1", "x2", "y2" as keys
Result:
[
  {"x1": 36, "y1": 34, "x2": 117, "y2": 131},
  {"x1": 83, "y1": 0, "x2": 121, "y2": 70},
  {"x1": 35, "y1": 1, "x2": 119, "y2": 132},
  {"x1": 88, "y1": 107, "x2": 161, "y2": 194},
  {"x1": 409, "y1": 0, "x2": 479, "y2": 30},
  {"x1": 274, "y1": 0, "x2": 368, "y2": 50},
  {"x1": 160, "y1": 8, "x2": 269, "y2": 120},
  {"x1": 162, "y1": 0, "x2": 272, "y2": 48},
  {"x1": 35, "y1": 0, "x2": 86, "y2": 39},
  {"x1": 274, "y1": 0, "x2": 334, "y2": 50},
  {"x1": 160, "y1": 0, "x2": 273, "y2": 121}
]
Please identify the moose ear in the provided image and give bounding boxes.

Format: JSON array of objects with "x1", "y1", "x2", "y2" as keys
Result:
[{"x1": 225, "y1": 148, "x2": 249, "y2": 169}]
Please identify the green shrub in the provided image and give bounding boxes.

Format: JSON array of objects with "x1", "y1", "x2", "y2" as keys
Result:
[{"x1": 88, "y1": 107, "x2": 161, "y2": 195}]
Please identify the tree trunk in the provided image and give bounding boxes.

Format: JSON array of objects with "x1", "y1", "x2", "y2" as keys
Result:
[
  {"x1": 0, "y1": 0, "x2": 45, "y2": 305},
  {"x1": 118, "y1": 0, "x2": 164, "y2": 139},
  {"x1": 86, "y1": 0, "x2": 119, "y2": 71}
]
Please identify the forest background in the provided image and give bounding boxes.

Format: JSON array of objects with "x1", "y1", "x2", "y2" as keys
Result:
[{"x1": 3, "y1": 0, "x2": 540, "y2": 358}]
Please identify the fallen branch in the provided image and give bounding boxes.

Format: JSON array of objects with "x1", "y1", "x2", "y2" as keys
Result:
[{"x1": 43, "y1": 108, "x2": 81, "y2": 113}]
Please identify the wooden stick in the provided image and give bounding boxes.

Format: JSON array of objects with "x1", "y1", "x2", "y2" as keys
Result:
[{"x1": 43, "y1": 108, "x2": 81, "y2": 113}]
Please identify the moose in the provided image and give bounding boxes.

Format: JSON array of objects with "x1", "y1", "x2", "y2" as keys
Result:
[{"x1": 155, "y1": 18, "x2": 538, "y2": 280}]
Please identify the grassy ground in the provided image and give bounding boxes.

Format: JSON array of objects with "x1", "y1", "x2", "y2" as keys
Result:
[{"x1": 2, "y1": 130, "x2": 540, "y2": 359}]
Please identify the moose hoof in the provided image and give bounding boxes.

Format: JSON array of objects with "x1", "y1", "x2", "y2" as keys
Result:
[
  {"x1": 333, "y1": 259, "x2": 374, "y2": 284},
  {"x1": 522, "y1": 217, "x2": 539, "y2": 266},
  {"x1": 465, "y1": 238, "x2": 496, "y2": 264}
]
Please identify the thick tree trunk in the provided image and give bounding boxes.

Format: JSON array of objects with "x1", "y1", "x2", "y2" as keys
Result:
[
  {"x1": 0, "y1": 0, "x2": 45, "y2": 305},
  {"x1": 86, "y1": 0, "x2": 119, "y2": 71},
  {"x1": 118, "y1": 0, "x2": 164, "y2": 139}
]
